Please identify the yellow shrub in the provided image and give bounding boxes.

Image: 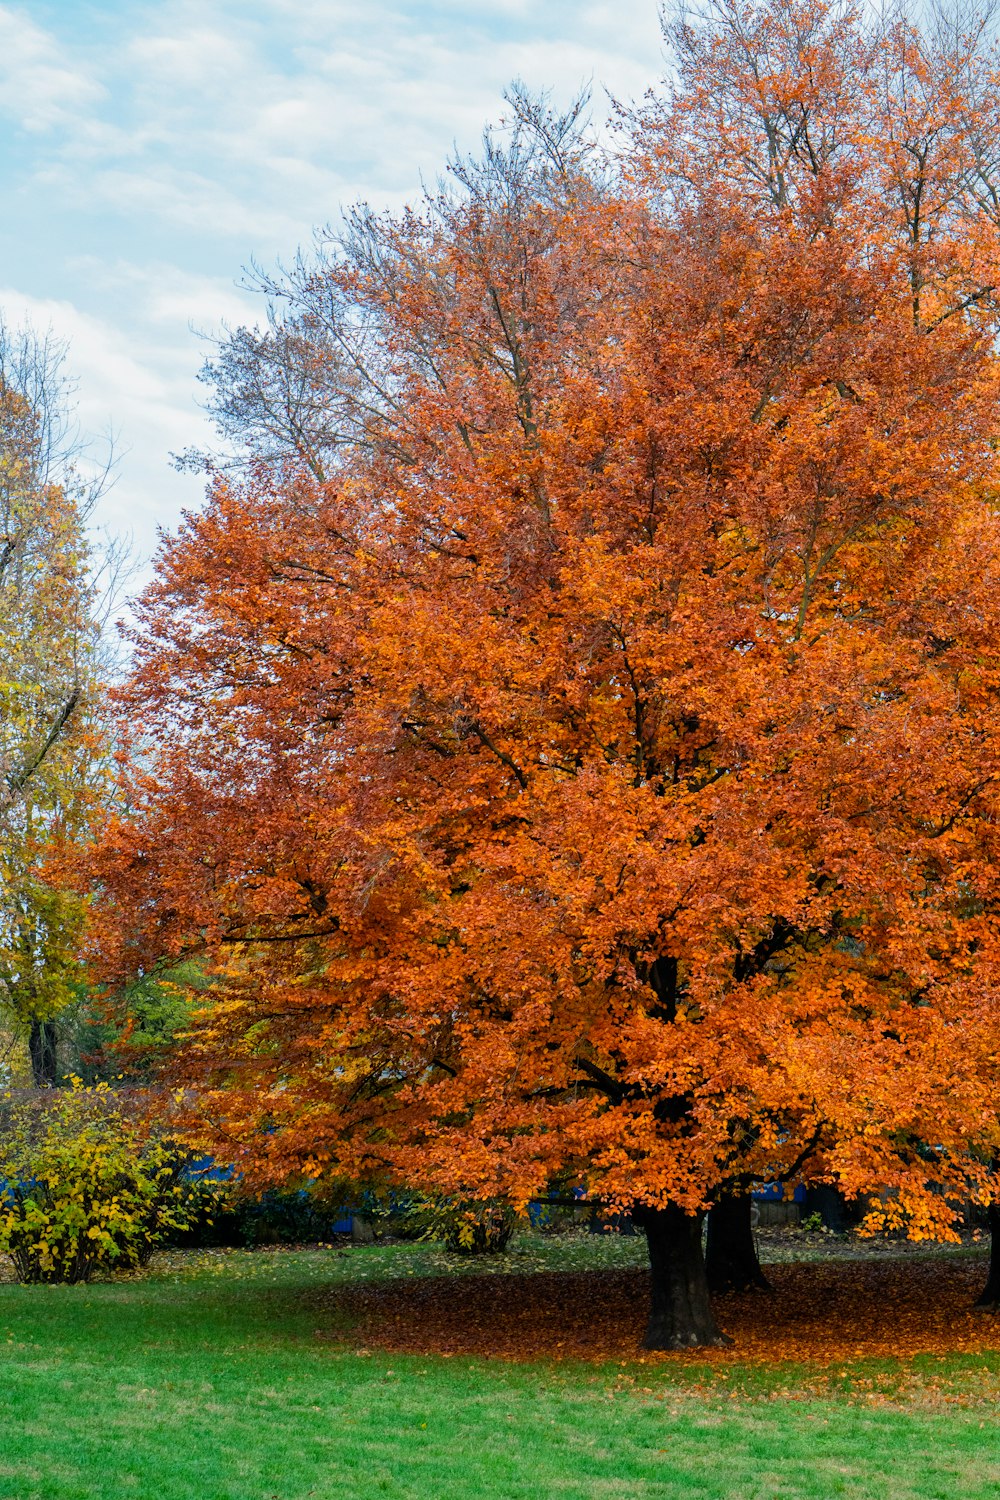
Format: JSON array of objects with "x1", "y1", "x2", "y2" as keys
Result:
[{"x1": 0, "y1": 1082, "x2": 198, "y2": 1283}]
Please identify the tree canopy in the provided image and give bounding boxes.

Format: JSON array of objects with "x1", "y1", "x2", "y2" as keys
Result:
[{"x1": 92, "y1": 0, "x2": 1000, "y2": 1345}]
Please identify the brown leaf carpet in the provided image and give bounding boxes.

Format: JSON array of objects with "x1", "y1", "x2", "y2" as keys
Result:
[{"x1": 327, "y1": 1257, "x2": 1000, "y2": 1364}]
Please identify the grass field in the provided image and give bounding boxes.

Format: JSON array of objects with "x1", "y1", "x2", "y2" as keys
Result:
[{"x1": 0, "y1": 1235, "x2": 999, "y2": 1499}]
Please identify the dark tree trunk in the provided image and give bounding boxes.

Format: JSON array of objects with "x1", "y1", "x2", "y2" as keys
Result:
[
  {"x1": 351, "y1": 1214, "x2": 375, "y2": 1245},
  {"x1": 706, "y1": 1192, "x2": 771, "y2": 1293},
  {"x1": 634, "y1": 1204, "x2": 730, "y2": 1349},
  {"x1": 974, "y1": 1205, "x2": 1000, "y2": 1311},
  {"x1": 29, "y1": 1019, "x2": 58, "y2": 1088},
  {"x1": 804, "y1": 1184, "x2": 850, "y2": 1234}
]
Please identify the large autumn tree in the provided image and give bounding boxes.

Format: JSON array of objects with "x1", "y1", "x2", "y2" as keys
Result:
[{"x1": 94, "y1": 3, "x2": 1000, "y2": 1348}]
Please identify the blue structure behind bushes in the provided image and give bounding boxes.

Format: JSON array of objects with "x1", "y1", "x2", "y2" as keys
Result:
[{"x1": 171, "y1": 1160, "x2": 811, "y2": 1248}]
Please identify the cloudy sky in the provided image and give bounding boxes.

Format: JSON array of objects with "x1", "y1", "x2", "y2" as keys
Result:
[{"x1": 0, "y1": 1, "x2": 666, "y2": 575}]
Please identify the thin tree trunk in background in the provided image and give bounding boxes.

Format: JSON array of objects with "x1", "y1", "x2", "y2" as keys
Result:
[
  {"x1": 706, "y1": 1192, "x2": 771, "y2": 1293},
  {"x1": 974, "y1": 1205, "x2": 1000, "y2": 1310},
  {"x1": 634, "y1": 1204, "x2": 730, "y2": 1349},
  {"x1": 28, "y1": 1019, "x2": 58, "y2": 1087}
]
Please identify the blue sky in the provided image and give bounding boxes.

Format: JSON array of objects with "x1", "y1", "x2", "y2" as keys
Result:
[{"x1": 0, "y1": 1, "x2": 665, "y2": 571}]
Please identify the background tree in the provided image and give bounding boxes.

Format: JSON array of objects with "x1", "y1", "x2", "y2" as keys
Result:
[
  {"x1": 93, "y1": 4, "x2": 1000, "y2": 1349},
  {"x1": 0, "y1": 326, "x2": 118, "y2": 1086}
]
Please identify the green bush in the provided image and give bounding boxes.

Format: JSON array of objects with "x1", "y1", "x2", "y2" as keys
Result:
[
  {"x1": 0, "y1": 1083, "x2": 202, "y2": 1283},
  {"x1": 166, "y1": 1178, "x2": 353, "y2": 1249},
  {"x1": 396, "y1": 1195, "x2": 516, "y2": 1255}
]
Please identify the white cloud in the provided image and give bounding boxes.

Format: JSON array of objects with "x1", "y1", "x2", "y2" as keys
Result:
[
  {"x1": 0, "y1": 0, "x2": 668, "y2": 586},
  {"x1": 120, "y1": 267, "x2": 259, "y2": 335},
  {"x1": 27, "y1": 0, "x2": 663, "y2": 237},
  {"x1": 0, "y1": 6, "x2": 104, "y2": 132},
  {"x1": 81, "y1": 164, "x2": 301, "y2": 242},
  {"x1": 0, "y1": 284, "x2": 210, "y2": 562}
]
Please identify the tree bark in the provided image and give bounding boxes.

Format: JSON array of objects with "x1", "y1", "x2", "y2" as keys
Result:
[
  {"x1": 706, "y1": 1192, "x2": 771, "y2": 1293},
  {"x1": 351, "y1": 1214, "x2": 375, "y2": 1245},
  {"x1": 634, "y1": 1204, "x2": 731, "y2": 1349},
  {"x1": 28, "y1": 1019, "x2": 58, "y2": 1087},
  {"x1": 974, "y1": 1205, "x2": 1000, "y2": 1310},
  {"x1": 804, "y1": 1184, "x2": 850, "y2": 1233}
]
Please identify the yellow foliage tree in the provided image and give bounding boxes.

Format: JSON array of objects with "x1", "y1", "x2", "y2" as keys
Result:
[{"x1": 0, "y1": 329, "x2": 115, "y2": 1084}]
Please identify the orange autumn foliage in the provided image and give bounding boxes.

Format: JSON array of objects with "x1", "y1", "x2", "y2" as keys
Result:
[{"x1": 93, "y1": 3, "x2": 1000, "y2": 1255}]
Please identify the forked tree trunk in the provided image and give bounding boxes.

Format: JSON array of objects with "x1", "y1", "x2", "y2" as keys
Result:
[
  {"x1": 29, "y1": 1019, "x2": 58, "y2": 1088},
  {"x1": 706, "y1": 1192, "x2": 771, "y2": 1294},
  {"x1": 634, "y1": 1204, "x2": 730, "y2": 1349},
  {"x1": 974, "y1": 1205, "x2": 1000, "y2": 1311}
]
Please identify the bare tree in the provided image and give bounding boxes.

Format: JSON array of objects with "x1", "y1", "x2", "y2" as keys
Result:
[{"x1": 181, "y1": 86, "x2": 607, "y2": 489}]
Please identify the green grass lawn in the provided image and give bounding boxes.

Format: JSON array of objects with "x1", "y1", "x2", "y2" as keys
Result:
[{"x1": 0, "y1": 1237, "x2": 998, "y2": 1499}]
